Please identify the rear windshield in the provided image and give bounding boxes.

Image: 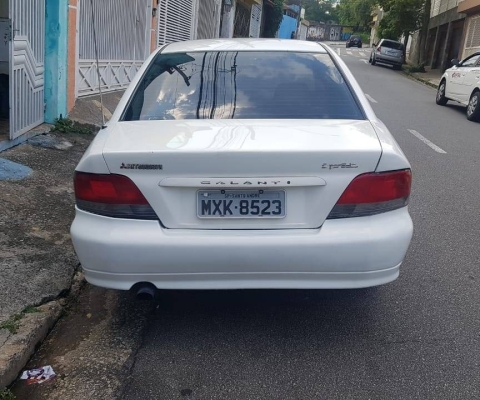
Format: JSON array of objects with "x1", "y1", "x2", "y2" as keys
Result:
[
  {"x1": 122, "y1": 51, "x2": 364, "y2": 121},
  {"x1": 350, "y1": 36, "x2": 360, "y2": 40},
  {"x1": 382, "y1": 40, "x2": 404, "y2": 50}
]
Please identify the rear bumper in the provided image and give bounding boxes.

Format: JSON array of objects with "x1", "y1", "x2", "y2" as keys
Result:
[
  {"x1": 376, "y1": 54, "x2": 404, "y2": 65},
  {"x1": 71, "y1": 208, "x2": 413, "y2": 290}
]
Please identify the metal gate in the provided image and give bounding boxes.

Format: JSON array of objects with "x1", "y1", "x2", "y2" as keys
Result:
[
  {"x1": 9, "y1": 0, "x2": 45, "y2": 140},
  {"x1": 77, "y1": 0, "x2": 151, "y2": 96}
]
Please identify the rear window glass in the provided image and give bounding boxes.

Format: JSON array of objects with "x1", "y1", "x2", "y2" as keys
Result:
[
  {"x1": 122, "y1": 51, "x2": 364, "y2": 121},
  {"x1": 382, "y1": 41, "x2": 404, "y2": 50},
  {"x1": 350, "y1": 36, "x2": 360, "y2": 40}
]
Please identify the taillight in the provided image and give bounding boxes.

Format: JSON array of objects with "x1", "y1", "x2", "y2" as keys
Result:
[
  {"x1": 74, "y1": 172, "x2": 158, "y2": 220},
  {"x1": 327, "y1": 170, "x2": 412, "y2": 219},
  {"x1": 377, "y1": 46, "x2": 382, "y2": 52}
]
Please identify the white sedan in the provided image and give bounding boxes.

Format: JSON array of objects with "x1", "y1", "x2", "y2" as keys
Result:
[
  {"x1": 436, "y1": 52, "x2": 480, "y2": 121},
  {"x1": 71, "y1": 39, "x2": 413, "y2": 296}
]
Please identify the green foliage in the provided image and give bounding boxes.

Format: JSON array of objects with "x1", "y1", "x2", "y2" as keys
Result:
[
  {"x1": 377, "y1": 0, "x2": 424, "y2": 40},
  {"x1": 0, "y1": 306, "x2": 42, "y2": 334},
  {"x1": 0, "y1": 314, "x2": 23, "y2": 334},
  {"x1": 0, "y1": 389, "x2": 16, "y2": 400},
  {"x1": 263, "y1": 0, "x2": 284, "y2": 38},
  {"x1": 354, "y1": 32, "x2": 371, "y2": 43},
  {"x1": 53, "y1": 118, "x2": 93, "y2": 135},
  {"x1": 337, "y1": 0, "x2": 376, "y2": 30},
  {"x1": 23, "y1": 306, "x2": 40, "y2": 314},
  {"x1": 303, "y1": 0, "x2": 338, "y2": 23}
]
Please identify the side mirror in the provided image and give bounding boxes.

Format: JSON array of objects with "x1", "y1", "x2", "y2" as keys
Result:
[{"x1": 451, "y1": 58, "x2": 460, "y2": 66}]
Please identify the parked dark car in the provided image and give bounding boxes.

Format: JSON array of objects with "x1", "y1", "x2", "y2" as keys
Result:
[{"x1": 346, "y1": 35, "x2": 362, "y2": 48}]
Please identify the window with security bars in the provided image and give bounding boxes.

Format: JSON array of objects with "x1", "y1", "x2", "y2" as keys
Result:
[
  {"x1": 233, "y1": 2, "x2": 251, "y2": 38},
  {"x1": 465, "y1": 16, "x2": 480, "y2": 50},
  {"x1": 157, "y1": 0, "x2": 194, "y2": 46}
]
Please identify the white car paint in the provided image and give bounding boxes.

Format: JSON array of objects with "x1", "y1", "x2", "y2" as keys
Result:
[
  {"x1": 72, "y1": 207, "x2": 411, "y2": 290},
  {"x1": 100, "y1": 120, "x2": 382, "y2": 230},
  {"x1": 71, "y1": 39, "x2": 413, "y2": 291},
  {"x1": 441, "y1": 53, "x2": 480, "y2": 105}
]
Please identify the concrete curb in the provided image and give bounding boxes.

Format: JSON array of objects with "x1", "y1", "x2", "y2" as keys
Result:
[
  {"x1": 402, "y1": 69, "x2": 439, "y2": 89},
  {"x1": 0, "y1": 272, "x2": 85, "y2": 389}
]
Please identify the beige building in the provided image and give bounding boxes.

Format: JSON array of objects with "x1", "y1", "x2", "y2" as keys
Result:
[
  {"x1": 370, "y1": 8, "x2": 384, "y2": 47},
  {"x1": 458, "y1": 0, "x2": 480, "y2": 58}
]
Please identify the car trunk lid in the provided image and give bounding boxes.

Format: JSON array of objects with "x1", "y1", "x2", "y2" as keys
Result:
[{"x1": 101, "y1": 120, "x2": 382, "y2": 229}]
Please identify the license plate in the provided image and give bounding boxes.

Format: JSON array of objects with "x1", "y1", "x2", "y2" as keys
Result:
[{"x1": 197, "y1": 190, "x2": 286, "y2": 218}]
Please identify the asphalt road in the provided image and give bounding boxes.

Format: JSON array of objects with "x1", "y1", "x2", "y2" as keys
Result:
[{"x1": 13, "y1": 45, "x2": 480, "y2": 400}]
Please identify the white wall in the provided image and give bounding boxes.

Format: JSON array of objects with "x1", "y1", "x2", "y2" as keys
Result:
[
  {"x1": 431, "y1": 0, "x2": 459, "y2": 18},
  {"x1": 220, "y1": 0, "x2": 236, "y2": 38}
]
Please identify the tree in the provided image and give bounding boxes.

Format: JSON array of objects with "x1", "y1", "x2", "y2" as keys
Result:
[
  {"x1": 263, "y1": 0, "x2": 284, "y2": 38},
  {"x1": 377, "y1": 0, "x2": 423, "y2": 41},
  {"x1": 337, "y1": 0, "x2": 376, "y2": 31},
  {"x1": 418, "y1": 0, "x2": 431, "y2": 65},
  {"x1": 303, "y1": 0, "x2": 338, "y2": 23}
]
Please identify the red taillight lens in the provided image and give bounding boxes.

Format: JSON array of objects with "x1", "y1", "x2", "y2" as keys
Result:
[
  {"x1": 74, "y1": 172, "x2": 158, "y2": 220},
  {"x1": 74, "y1": 173, "x2": 148, "y2": 204},
  {"x1": 377, "y1": 46, "x2": 382, "y2": 52},
  {"x1": 327, "y1": 170, "x2": 411, "y2": 219}
]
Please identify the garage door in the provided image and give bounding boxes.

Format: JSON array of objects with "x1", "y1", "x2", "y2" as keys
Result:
[
  {"x1": 158, "y1": 0, "x2": 195, "y2": 45},
  {"x1": 77, "y1": 0, "x2": 150, "y2": 96},
  {"x1": 196, "y1": 0, "x2": 221, "y2": 39},
  {"x1": 9, "y1": 0, "x2": 45, "y2": 139}
]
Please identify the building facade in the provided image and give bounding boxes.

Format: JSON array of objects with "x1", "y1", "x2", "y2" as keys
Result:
[
  {"x1": 426, "y1": 0, "x2": 466, "y2": 71},
  {"x1": 458, "y1": 0, "x2": 480, "y2": 58},
  {"x1": 1, "y1": 0, "x2": 271, "y2": 143}
]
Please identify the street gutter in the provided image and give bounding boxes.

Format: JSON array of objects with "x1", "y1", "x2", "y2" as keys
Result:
[
  {"x1": 401, "y1": 68, "x2": 439, "y2": 89},
  {"x1": 0, "y1": 272, "x2": 85, "y2": 389}
]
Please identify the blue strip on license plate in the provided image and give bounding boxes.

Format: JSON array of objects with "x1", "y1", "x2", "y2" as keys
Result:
[{"x1": 197, "y1": 190, "x2": 286, "y2": 218}]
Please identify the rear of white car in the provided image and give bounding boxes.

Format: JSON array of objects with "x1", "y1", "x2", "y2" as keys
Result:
[{"x1": 71, "y1": 39, "x2": 413, "y2": 290}]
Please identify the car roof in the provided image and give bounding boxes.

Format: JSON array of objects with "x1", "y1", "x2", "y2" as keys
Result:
[
  {"x1": 381, "y1": 39, "x2": 402, "y2": 44},
  {"x1": 161, "y1": 39, "x2": 327, "y2": 54}
]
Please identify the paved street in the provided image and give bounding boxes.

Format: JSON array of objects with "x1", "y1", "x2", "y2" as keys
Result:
[{"x1": 12, "y1": 45, "x2": 480, "y2": 400}]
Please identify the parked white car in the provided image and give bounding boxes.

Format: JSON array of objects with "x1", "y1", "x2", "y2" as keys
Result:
[
  {"x1": 436, "y1": 52, "x2": 480, "y2": 122},
  {"x1": 71, "y1": 39, "x2": 413, "y2": 296}
]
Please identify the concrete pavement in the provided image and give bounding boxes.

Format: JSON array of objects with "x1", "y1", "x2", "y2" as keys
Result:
[
  {"x1": 10, "y1": 45, "x2": 480, "y2": 399},
  {"x1": 0, "y1": 87, "x2": 128, "y2": 389},
  {"x1": 334, "y1": 46, "x2": 443, "y2": 87},
  {"x1": 0, "y1": 132, "x2": 91, "y2": 388}
]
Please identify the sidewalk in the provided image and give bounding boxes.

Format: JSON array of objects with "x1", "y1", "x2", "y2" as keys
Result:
[
  {"x1": 0, "y1": 92, "x2": 123, "y2": 388},
  {"x1": 69, "y1": 90, "x2": 124, "y2": 127},
  {"x1": 403, "y1": 67, "x2": 443, "y2": 88}
]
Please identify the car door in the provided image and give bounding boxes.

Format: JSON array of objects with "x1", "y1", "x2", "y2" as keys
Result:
[
  {"x1": 447, "y1": 65, "x2": 464, "y2": 98},
  {"x1": 460, "y1": 55, "x2": 480, "y2": 103},
  {"x1": 453, "y1": 54, "x2": 480, "y2": 102}
]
